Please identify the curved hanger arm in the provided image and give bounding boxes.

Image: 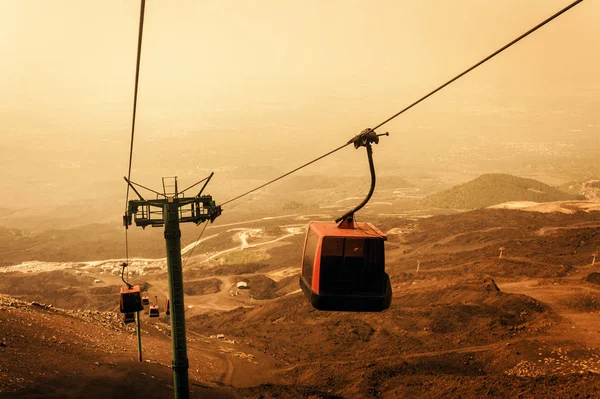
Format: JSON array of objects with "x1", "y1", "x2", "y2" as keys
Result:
[{"x1": 335, "y1": 129, "x2": 388, "y2": 224}]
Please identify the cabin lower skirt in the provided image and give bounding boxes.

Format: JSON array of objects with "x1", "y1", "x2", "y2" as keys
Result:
[{"x1": 299, "y1": 275, "x2": 392, "y2": 312}]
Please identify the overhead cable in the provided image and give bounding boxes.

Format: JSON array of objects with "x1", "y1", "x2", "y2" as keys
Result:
[
  {"x1": 220, "y1": 142, "x2": 351, "y2": 206},
  {"x1": 182, "y1": 221, "x2": 209, "y2": 268},
  {"x1": 372, "y1": 0, "x2": 583, "y2": 130},
  {"x1": 219, "y1": 0, "x2": 582, "y2": 207},
  {"x1": 125, "y1": 0, "x2": 146, "y2": 210},
  {"x1": 124, "y1": 0, "x2": 147, "y2": 266}
]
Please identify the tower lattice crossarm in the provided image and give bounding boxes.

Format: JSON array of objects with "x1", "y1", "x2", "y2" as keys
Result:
[{"x1": 125, "y1": 195, "x2": 221, "y2": 229}]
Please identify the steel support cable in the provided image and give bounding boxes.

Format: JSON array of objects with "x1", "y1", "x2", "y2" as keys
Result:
[
  {"x1": 219, "y1": 141, "x2": 351, "y2": 206},
  {"x1": 182, "y1": 221, "x2": 209, "y2": 268},
  {"x1": 218, "y1": 0, "x2": 582, "y2": 209},
  {"x1": 124, "y1": 0, "x2": 147, "y2": 267},
  {"x1": 372, "y1": 0, "x2": 583, "y2": 131},
  {"x1": 125, "y1": 0, "x2": 146, "y2": 208}
]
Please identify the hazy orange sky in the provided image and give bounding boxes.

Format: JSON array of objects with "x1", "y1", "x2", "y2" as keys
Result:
[
  {"x1": 1, "y1": 0, "x2": 597, "y2": 127},
  {"x1": 0, "y1": 0, "x2": 598, "y2": 207}
]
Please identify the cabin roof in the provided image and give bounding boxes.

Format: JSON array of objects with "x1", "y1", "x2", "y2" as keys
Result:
[{"x1": 308, "y1": 221, "x2": 386, "y2": 240}]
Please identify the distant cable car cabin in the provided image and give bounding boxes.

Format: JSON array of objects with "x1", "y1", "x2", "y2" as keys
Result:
[
  {"x1": 149, "y1": 304, "x2": 159, "y2": 318},
  {"x1": 299, "y1": 129, "x2": 392, "y2": 312},
  {"x1": 142, "y1": 295, "x2": 150, "y2": 306},
  {"x1": 149, "y1": 295, "x2": 160, "y2": 317},
  {"x1": 123, "y1": 312, "x2": 136, "y2": 324},
  {"x1": 165, "y1": 298, "x2": 170, "y2": 316},
  {"x1": 119, "y1": 285, "x2": 144, "y2": 314}
]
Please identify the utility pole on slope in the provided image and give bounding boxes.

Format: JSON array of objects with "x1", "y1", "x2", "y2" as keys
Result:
[{"x1": 124, "y1": 174, "x2": 221, "y2": 399}]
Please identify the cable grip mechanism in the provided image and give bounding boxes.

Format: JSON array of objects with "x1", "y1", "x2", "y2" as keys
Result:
[{"x1": 347, "y1": 128, "x2": 389, "y2": 148}]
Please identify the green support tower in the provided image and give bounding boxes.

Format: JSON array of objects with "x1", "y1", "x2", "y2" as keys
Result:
[{"x1": 124, "y1": 174, "x2": 221, "y2": 399}]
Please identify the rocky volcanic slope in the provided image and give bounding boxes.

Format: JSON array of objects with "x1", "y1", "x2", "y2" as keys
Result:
[
  {"x1": 189, "y1": 276, "x2": 599, "y2": 398},
  {"x1": 2, "y1": 206, "x2": 600, "y2": 398},
  {"x1": 391, "y1": 207, "x2": 600, "y2": 275},
  {"x1": 190, "y1": 207, "x2": 600, "y2": 397},
  {"x1": 0, "y1": 295, "x2": 236, "y2": 398}
]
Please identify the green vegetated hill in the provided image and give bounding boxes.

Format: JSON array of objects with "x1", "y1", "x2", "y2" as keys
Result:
[{"x1": 421, "y1": 173, "x2": 582, "y2": 210}]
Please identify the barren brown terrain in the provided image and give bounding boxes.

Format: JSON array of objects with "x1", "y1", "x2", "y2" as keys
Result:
[
  {"x1": 1, "y1": 203, "x2": 600, "y2": 398},
  {"x1": 2, "y1": 0, "x2": 599, "y2": 397}
]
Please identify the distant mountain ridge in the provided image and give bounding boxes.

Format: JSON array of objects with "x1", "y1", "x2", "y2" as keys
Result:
[{"x1": 421, "y1": 173, "x2": 582, "y2": 209}]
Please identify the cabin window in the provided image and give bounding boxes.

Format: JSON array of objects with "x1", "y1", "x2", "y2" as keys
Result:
[
  {"x1": 320, "y1": 237, "x2": 384, "y2": 295},
  {"x1": 322, "y1": 237, "x2": 344, "y2": 256},
  {"x1": 302, "y1": 228, "x2": 319, "y2": 284},
  {"x1": 344, "y1": 238, "x2": 364, "y2": 258}
]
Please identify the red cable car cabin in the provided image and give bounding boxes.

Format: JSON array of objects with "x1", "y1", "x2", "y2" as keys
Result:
[
  {"x1": 123, "y1": 312, "x2": 136, "y2": 324},
  {"x1": 299, "y1": 221, "x2": 392, "y2": 312},
  {"x1": 149, "y1": 295, "x2": 160, "y2": 318},
  {"x1": 120, "y1": 285, "x2": 144, "y2": 314},
  {"x1": 149, "y1": 305, "x2": 159, "y2": 318}
]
